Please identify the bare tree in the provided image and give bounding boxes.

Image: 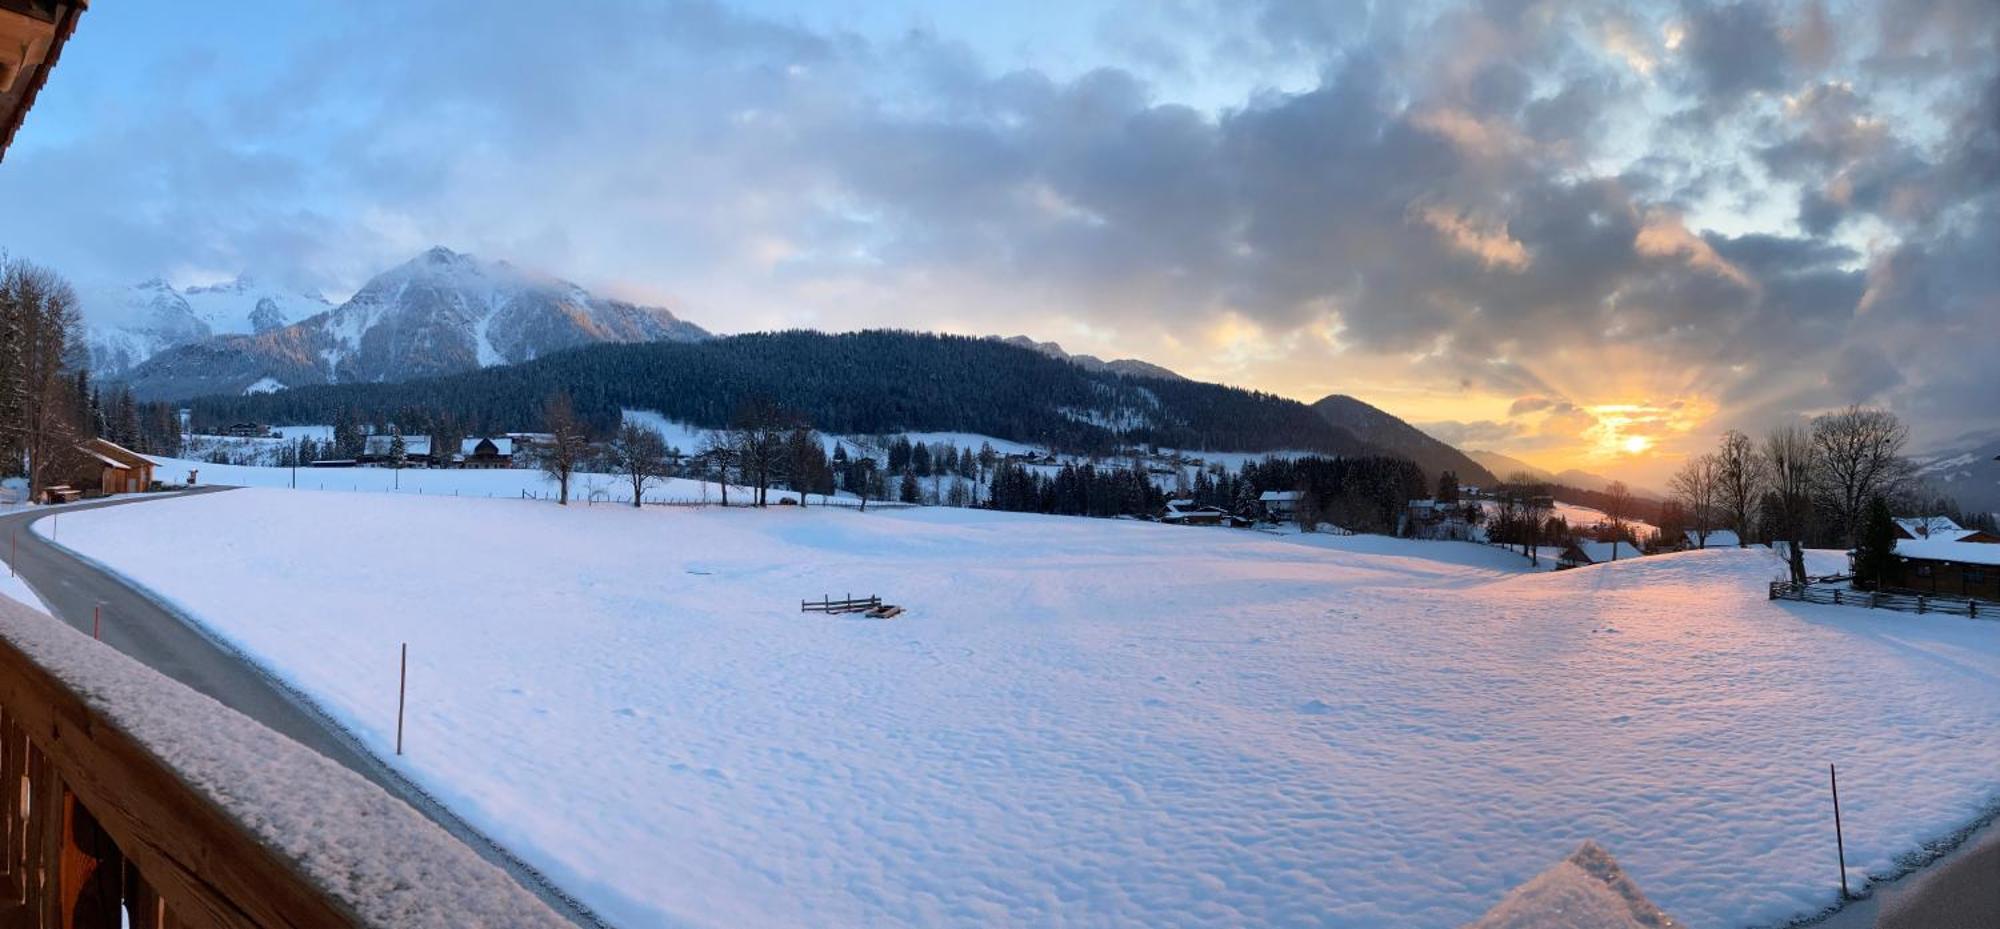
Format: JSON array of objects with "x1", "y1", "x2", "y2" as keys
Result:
[
  {"x1": 1713, "y1": 430, "x2": 1766, "y2": 546},
  {"x1": 607, "y1": 423, "x2": 670, "y2": 508},
  {"x1": 1811, "y1": 405, "x2": 1911, "y2": 547},
  {"x1": 698, "y1": 429, "x2": 738, "y2": 506},
  {"x1": 730, "y1": 398, "x2": 790, "y2": 506},
  {"x1": 1603, "y1": 480, "x2": 1633, "y2": 542},
  {"x1": 532, "y1": 393, "x2": 590, "y2": 505},
  {"x1": 0, "y1": 260, "x2": 84, "y2": 495},
  {"x1": 1764, "y1": 424, "x2": 1815, "y2": 584},
  {"x1": 1667, "y1": 454, "x2": 1720, "y2": 547}
]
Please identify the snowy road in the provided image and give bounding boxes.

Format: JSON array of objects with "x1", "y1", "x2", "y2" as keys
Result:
[{"x1": 0, "y1": 490, "x2": 607, "y2": 929}]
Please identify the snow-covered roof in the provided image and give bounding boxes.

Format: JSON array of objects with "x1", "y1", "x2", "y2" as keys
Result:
[
  {"x1": 1570, "y1": 540, "x2": 1640, "y2": 564},
  {"x1": 362, "y1": 435, "x2": 432, "y2": 456},
  {"x1": 1896, "y1": 539, "x2": 2000, "y2": 567},
  {"x1": 1685, "y1": 529, "x2": 1740, "y2": 547},
  {"x1": 1896, "y1": 515, "x2": 1968, "y2": 540},
  {"x1": 1408, "y1": 498, "x2": 1438, "y2": 510},
  {"x1": 461, "y1": 437, "x2": 514, "y2": 456},
  {"x1": 1259, "y1": 490, "x2": 1302, "y2": 502}
]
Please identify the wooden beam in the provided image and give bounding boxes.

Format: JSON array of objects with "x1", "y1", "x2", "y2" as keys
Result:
[{"x1": 0, "y1": 635, "x2": 363, "y2": 929}]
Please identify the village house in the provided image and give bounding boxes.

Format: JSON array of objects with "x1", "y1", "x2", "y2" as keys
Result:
[
  {"x1": 223, "y1": 422, "x2": 273, "y2": 438},
  {"x1": 1679, "y1": 528, "x2": 1741, "y2": 550},
  {"x1": 1160, "y1": 499, "x2": 1251, "y2": 528},
  {"x1": 360, "y1": 434, "x2": 435, "y2": 467},
  {"x1": 1892, "y1": 515, "x2": 2000, "y2": 544},
  {"x1": 1556, "y1": 539, "x2": 1642, "y2": 570},
  {"x1": 1258, "y1": 490, "x2": 1302, "y2": 521},
  {"x1": 48, "y1": 436, "x2": 154, "y2": 500},
  {"x1": 460, "y1": 437, "x2": 515, "y2": 469},
  {"x1": 1886, "y1": 539, "x2": 2000, "y2": 602}
]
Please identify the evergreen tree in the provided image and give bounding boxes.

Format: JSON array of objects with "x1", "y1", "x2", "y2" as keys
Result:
[
  {"x1": 1852, "y1": 495, "x2": 1899, "y2": 591},
  {"x1": 899, "y1": 468, "x2": 921, "y2": 504}
]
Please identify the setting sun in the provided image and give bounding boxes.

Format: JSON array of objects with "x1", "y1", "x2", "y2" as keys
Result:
[{"x1": 1621, "y1": 435, "x2": 1652, "y2": 455}]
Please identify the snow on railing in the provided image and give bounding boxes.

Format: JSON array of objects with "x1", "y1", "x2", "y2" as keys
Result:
[{"x1": 0, "y1": 596, "x2": 571, "y2": 928}]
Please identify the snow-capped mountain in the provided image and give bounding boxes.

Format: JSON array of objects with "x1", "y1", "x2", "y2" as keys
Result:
[
  {"x1": 120, "y1": 247, "x2": 709, "y2": 399},
  {"x1": 81, "y1": 275, "x2": 328, "y2": 376},
  {"x1": 1914, "y1": 431, "x2": 2000, "y2": 518},
  {"x1": 83, "y1": 275, "x2": 332, "y2": 376},
  {"x1": 998, "y1": 335, "x2": 1184, "y2": 381}
]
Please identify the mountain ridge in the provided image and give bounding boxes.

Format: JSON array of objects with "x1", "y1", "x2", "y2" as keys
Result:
[{"x1": 115, "y1": 247, "x2": 708, "y2": 399}]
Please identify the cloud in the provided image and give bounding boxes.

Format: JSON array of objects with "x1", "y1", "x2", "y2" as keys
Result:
[{"x1": 0, "y1": 0, "x2": 1996, "y2": 476}]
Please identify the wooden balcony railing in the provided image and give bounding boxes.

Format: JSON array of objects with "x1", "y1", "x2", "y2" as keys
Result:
[{"x1": 0, "y1": 595, "x2": 573, "y2": 929}]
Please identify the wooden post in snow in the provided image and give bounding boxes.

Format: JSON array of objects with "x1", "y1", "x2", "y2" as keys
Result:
[
  {"x1": 1830, "y1": 763, "x2": 1850, "y2": 900},
  {"x1": 396, "y1": 643, "x2": 408, "y2": 756}
]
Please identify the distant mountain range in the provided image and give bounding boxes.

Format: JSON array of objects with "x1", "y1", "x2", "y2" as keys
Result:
[
  {"x1": 1914, "y1": 431, "x2": 2000, "y2": 517},
  {"x1": 1465, "y1": 449, "x2": 1648, "y2": 495},
  {"x1": 999, "y1": 336, "x2": 1185, "y2": 381},
  {"x1": 96, "y1": 247, "x2": 709, "y2": 400},
  {"x1": 83, "y1": 276, "x2": 333, "y2": 375}
]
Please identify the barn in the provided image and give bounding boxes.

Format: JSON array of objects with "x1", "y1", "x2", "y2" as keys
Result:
[{"x1": 65, "y1": 437, "x2": 155, "y2": 496}]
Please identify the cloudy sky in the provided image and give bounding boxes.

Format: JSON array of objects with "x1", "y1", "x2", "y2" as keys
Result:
[{"x1": 3, "y1": 0, "x2": 1996, "y2": 485}]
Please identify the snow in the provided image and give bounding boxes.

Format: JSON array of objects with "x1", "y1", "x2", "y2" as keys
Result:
[
  {"x1": 1895, "y1": 538, "x2": 2000, "y2": 566},
  {"x1": 0, "y1": 531, "x2": 46, "y2": 612},
  {"x1": 0, "y1": 593, "x2": 569, "y2": 929},
  {"x1": 145, "y1": 454, "x2": 812, "y2": 504},
  {"x1": 44, "y1": 491, "x2": 2000, "y2": 929},
  {"x1": 1462, "y1": 841, "x2": 1680, "y2": 929},
  {"x1": 244, "y1": 376, "x2": 286, "y2": 394}
]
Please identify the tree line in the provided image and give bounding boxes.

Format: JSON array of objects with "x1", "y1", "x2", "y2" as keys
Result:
[
  {"x1": 1, "y1": 258, "x2": 181, "y2": 495},
  {"x1": 1661, "y1": 406, "x2": 1991, "y2": 585}
]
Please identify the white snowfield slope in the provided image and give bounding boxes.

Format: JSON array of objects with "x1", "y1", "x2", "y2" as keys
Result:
[{"x1": 49, "y1": 490, "x2": 2000, "y2": 929}]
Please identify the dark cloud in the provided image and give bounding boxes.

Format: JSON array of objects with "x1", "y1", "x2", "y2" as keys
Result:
[{"x1": 0, "y1": 0, "x2": 1996, "y2": 461}]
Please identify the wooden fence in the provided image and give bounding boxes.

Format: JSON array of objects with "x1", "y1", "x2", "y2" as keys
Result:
[
  {"x1": 802, "y1": 595, "x2": 881, "y2": 614},
  {"x1": 1770, "y1": 581, "x2": 1993, "y2": 619}
]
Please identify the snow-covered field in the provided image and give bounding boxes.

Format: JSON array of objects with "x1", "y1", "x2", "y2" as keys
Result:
[
  {"x1": 145, "y1": 454, "x2": 817, "y2": 505},
  {"x1": 45, "y1": 490, "x2": 2000, "y2": 929}
]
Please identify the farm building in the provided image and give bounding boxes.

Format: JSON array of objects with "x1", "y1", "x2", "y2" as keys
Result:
[
  {"x1": 1893, "y1": 516, "x2": 2000, "y2": 544},
  {"x1": 58, "y1": 437, "x2": 154, "y2": 497},
  {"x1": 459, "y1": 437, "x2": 515, "y2": 469},
  {"x1": 1886, "y1": 540, "x2": 2000, "y2": 602},
  {"x1": 1680, "y1": 529, "x2": 1741, "y2": 549},
  {"x1": 1258, "y1": 490, "x2": 1302, "y2": 521},
  {"x1": 1556, "y1": 540, "x2": 1642, "y2": 569},
  {"x1": 1160, "y1": 500, "x2": 1251, "y2": 528}
]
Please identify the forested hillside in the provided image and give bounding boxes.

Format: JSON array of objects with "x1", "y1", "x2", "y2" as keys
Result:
[{"x1": 187, "y1": 331, "x2": 1380, "y2": 458}]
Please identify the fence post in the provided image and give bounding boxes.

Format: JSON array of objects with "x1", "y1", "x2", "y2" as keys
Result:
[
  {"x1": 1830, "y1": 763, "x2": 1850, "y2": 901},
  {"x1": 396, "y1": 643, "x2": 408, "y2": 756}
]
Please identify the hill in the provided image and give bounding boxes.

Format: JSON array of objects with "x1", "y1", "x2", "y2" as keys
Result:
[
  {"x1": 188, "y1": 330, "x2": 1377, "y2": 458},
  {"x1": 1312, "y1": 395, "x2": 1497, "y2": 486}
]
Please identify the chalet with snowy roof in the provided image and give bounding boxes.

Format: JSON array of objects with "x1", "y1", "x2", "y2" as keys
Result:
[
  {"x1": 459, "y1": 437, "x2": 514, "y2": 469},
  {"x1": 1160, "y1": 499, "x2": 1250, "y2": 528},
  {"x1": 1892, "y1": 515, "x2": 1999, "y2": 544},
  {"x1": 223, "y1": 422, "x2": 272, "y2": 438},
  {"x1": 1258, "y1": 490, "x2": 1302, "y2": 520},
  {"x1": 57, "y1": 436, "x2": 154, "y2": 497},
  {"x1": 361, "y1": 434, "x2": 434, "y2": 466},
  {"x1": 1680, "y1": 528, "x2": 1740, "y2": 550},
  {"x1": 1556, "y1": 539, "x2": 1641, "y2": 570},
  {"x1": 1887, "y1": 539, "x2": 2000, "y2": 602}
]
